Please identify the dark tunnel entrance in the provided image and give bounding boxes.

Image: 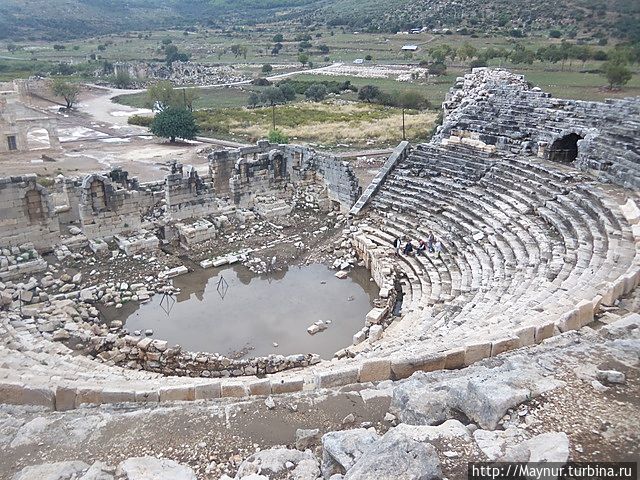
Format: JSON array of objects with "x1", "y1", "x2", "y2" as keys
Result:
[{"x1": 548, "y1": 133, "x2": 583, "y2": 163}]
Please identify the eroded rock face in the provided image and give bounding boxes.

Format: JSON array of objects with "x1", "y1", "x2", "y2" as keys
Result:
[
  {"x1": 343, "y1": 426, "x2": 442, "y2": 480},
  {"x1": 321, "y1": 428, "x2": 380, "y2": 479},
  {"x1": 391, "y1": 360, "x2": 565, "y2": 430},
  {"x1": 11, "y1": 461, "x2": 89, "y2": 480},
  {"x1": 116, "y1": 457, "x2": 196, "y2": 480},
  {"x1": 235, "y1": 448, "x2": 315, "y2": 478}
]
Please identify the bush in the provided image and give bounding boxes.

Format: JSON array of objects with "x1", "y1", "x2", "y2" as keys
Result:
[
  {"x1": 128, "y1": 114, "x2": 154, "y2": 127},
  {"x1": 261, "y1": 63, "x2": 273, "y2": 74},
  {"x1": 469, "y1": 59, "x2": 487, "y2": 68},
  {"x1": 252, "y1": 77, "x2": 272, "y2": 86},
  {"x1": 305, "y1": 83, "x2": 328, "y2": 101},
  {"x1": 279, "y1": 79, "x2": 356, "y2": 95},
  {"x1": 358, "y1": 85, "x2": 381, "y2": 102},
  {"x1": 268, "y1": 129, "x2": 289, "y2": 144}
]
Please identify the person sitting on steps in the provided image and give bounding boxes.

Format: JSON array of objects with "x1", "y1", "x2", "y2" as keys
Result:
[{"x1": 403, "y1": 240, "x2": 414, "y2": 256}]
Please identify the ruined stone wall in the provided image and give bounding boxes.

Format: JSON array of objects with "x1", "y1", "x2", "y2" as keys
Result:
[
  {"x1": 164, "y1": 164, "x2": 219, "y2": 221},
  {"x1": 77, "y1": 172, "x2": 148, "y2": 239},
  {"x1": 303, "y1": 151, "x2": 361, "y2": 212},
  {"x1": 0, "y1": 175, "x2": 61, "y2": 251},
  {"x1": 110, "y1": 61, "x2": 247, "y2": 87},
  {"x1": 435, "y1": 68, "x2": 640, "y2": 189},
  {"x1": 0, "y1": 84, "x2": 60, "y2": 153},
  {"x1": 209, "y1": 141, "x2": 360, "y2": 211}
]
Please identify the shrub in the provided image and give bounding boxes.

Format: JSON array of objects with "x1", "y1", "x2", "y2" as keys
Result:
[
  {"x1": 252, "y1": 77, "x2": 272, "y2": 86},
  {"x1": 305, "y1": 83, "x2": 328, "y2": 101},
  {"x1": 128, "y1": 114, "x2": 154, "y2": 127},
  {"x1": 268, "y1": 129, "x2": 289, "y2": 144}
]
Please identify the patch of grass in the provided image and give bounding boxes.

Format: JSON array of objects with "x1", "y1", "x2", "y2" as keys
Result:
[
  {"x1": 194, "y1": 100, "x2": 436, "y2": 148},
  {"x1": 512, "y1": 69, "x2": 640, "y2": 101}
]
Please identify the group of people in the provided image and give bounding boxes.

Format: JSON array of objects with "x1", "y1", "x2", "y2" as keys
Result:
[{"x1": 394, "y1": 232, "x2": 443, "y2": 257}]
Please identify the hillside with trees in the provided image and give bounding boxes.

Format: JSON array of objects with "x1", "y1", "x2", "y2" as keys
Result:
[{"x1": 1, "y1": 0, "x2": 637, "y2": 41}]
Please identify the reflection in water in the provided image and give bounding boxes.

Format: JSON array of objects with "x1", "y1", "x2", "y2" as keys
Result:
[{"x1": 104, "y1": 264, "x2": 378, "y2": 359}]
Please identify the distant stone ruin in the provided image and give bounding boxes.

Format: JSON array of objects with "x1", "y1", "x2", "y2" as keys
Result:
[
  {"x1": 110, "y1": 61, "x2": 247, "y2": 87},
  {"x1": 0, "y1": 81, "x2": 60, "y2": 153}
]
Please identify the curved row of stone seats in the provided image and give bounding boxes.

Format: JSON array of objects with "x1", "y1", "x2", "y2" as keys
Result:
[{"x1": 364, "y1": 143, "x2": 639, "y2": 359}]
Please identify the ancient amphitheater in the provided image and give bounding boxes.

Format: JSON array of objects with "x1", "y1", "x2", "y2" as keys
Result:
[{"x1": 1, "y1": 69, "x2": 639, "y2": 479}]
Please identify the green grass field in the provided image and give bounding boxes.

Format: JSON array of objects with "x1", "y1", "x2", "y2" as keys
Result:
[{"x1": 193, "y1": 101, "x2": 437, "y2": 148}]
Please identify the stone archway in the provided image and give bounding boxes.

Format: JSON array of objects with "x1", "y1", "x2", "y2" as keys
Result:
[
  {"x1": 548, "y1": 133, "x2": 583, "y2": 163},
  {"x1": 26, "y1": 127, "x2": 51, "y2": 150}
]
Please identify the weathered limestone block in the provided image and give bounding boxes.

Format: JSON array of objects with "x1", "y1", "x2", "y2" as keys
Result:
[
  {"x1": 101, "y1": 389, "x2": 136, "y2": 404},
  {"x1": 158, "y1": 386, "x2": 195, "y2": 402},
  {"x1": 317, "y1": 367, "x2": 359, "y2": 388},
  {"x1": 620, "y1": 199, "x2": 640, "y2": 225},
  {"x1": 194, "y1": 381, "x2": 221, "y2": 400},
  {"x1": 576, "y1": 299, "x2": 594, "y2": 328},
  {"x1": 390, "y1": 353, "x2": 446, "y2": 380},
  {"x1": 248, "y1": 379, "x2": 271, "y2": 396},
  {"x1": 55, "y1": 386, "x2": 77, "y2": 411},
  {"x1": 464, "y1": 342, "x2": 492, "y2": 366},
  {"x1": 221, "y1": 381, "x2": 248, "y2": 397},
  {"x1": 490, "y1": 337, "x2": 520, "y2": 357},
  {"x1": 135, "y1": 390, "x2": 160, "y2": 403},
  {"x1": 444, "y1": 348, "x2": 465, "y2": 370},
  {"x1": 358, "y1": 359, "x2": 391, "y2": 383},
  {"x1": 515, "y1": 326, "x2": 536, "y2": 347},
  {"x1": 365, "y1": 307, "x2": 387, "y2": 325},
  {"x1": 75, "y1": 387, "x2": 103, "y2": 406},
  {"x1": 0, "y1": 382, "x2": 55, "y2": 409},
  {"x1": 556, "y1": 308, "x2": 580, "y2": 333},
  {"x1": 271, "y1": 377, "x2": 304, "y2": 394}
]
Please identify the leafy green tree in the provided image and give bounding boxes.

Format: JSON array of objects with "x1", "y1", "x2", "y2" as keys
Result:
[
  {"x1": 261, "y1": 63, "x2": 273, "y2": 74},
  {"x1": 305, "y1": 83, "x2": 328, "y2": 101},
  {"x1": 457, "y1": 42, "x2": 477, "y2": 61},
  {"x1": 603, "y1": 61, "x2": 633, "y2": 89},
  {"x1": 230, "y1": 44, "x2": 248, "y2": 59},
  {"x1": 165, "y1": 44, "x2": 188, "y2": 65},
  {"x1": 298, "y1": 52, "x2": 310, "y2": 66},
  {"x1": 427, "y1": 61, "x2": 447, "y2": 75},
  {"x1": 150, "y1": 107, "x2": 198, "y2": 143},
  {"x1": 358, "y1": 85, "x2": 380, "y2": 102},
  {"x1": 273, "y1": 33, "x2": 284, "y2": 43},
  {"x1": 396, "y1": 91, "x2": 430, "y2": 140},
  {"x1": 51, "y1": 79, "x2": 80, "y2": 109},
  {"x1": 146, "y1": 81, "x2": 178, "y2": 111},
  {"x1": 278, "y1": 83, "x2": 297, "y2": 101},
  {"x1": 318, "y1": 44, "x2": 330, "y2": 54},
  {"x1": 113, "y1": 70, "x2": 133, "y2": 88},
  {"x1": 268, "y1": 129, "x2": 289, "y2": 144},
  {"x1": 248, "y1": 92, "x2": 260, "y2": 108}
]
